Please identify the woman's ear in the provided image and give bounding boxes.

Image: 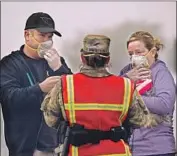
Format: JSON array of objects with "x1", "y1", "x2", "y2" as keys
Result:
[{"x1": 150, "y1": 47, "x2": 157, "y2": 58}]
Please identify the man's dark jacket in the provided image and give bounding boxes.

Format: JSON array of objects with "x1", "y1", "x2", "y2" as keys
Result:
[{"x1": 0, "y1": 45, "x2": 72, "y2": 156}]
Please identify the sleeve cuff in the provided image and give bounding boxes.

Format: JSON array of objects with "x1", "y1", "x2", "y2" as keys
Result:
[{"x1": 50, "y1": 65, "x2": 70, "y2": 76}]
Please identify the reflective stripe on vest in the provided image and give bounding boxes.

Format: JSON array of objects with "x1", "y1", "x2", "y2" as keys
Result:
[
  {"x1": 65, "y1": 75, "x2": 132, "y2": 156},
  {"x1": 66, "y1": 75, "x2": 78, "y2": 156},
  {"x1": 119, "y1": 78, "x2": 132, "y2": 123}
]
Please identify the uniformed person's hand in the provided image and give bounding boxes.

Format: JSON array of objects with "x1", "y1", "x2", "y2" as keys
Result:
[
  {"x1": 39, "y1": 76, "x2": 60, "y2": 93},
  {"x1": 126, "y1": 66, "x2": 151, "y2": 81},
  {"x1": 44, "y1": 48, "x2": 62, "y2": 71}
]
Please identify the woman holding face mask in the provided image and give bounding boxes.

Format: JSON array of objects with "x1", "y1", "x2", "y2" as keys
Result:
[{"x1": 120, "y1": 31, "x2": 176, "y2": 156}]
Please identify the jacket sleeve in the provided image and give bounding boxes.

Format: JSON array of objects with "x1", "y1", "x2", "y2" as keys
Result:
[
  {"x1": 41, "y1": 77, "x2": 65, "y2": 129},
  {"x1": 128, "y1": 90, "x2": 163, "y2": 128},
  {"x1": 0, "y1": 58, "x2": 43, "y2": 108},
  {"x1": 142, "y1": 69, "x2": 176, "y2": 115},
  {"x1": 119, "y1": 64, "x2": 132, "y2": 77},
  {"x1": 48, "y1": 57, "x2": 72, "y2": 76}
]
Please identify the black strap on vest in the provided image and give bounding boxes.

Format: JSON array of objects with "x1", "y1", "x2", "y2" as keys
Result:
[{"x1": 69, "y1": 124, "x2": 127, "y2": 147}]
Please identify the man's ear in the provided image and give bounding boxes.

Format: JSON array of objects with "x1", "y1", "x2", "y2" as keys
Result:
[{"x1": 24, "y1": 30, "x2": 30, "y2": 41}]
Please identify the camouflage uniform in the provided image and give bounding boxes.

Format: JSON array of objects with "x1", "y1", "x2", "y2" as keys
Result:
[{"x1": 41, "y1": 35, "x2": 162, "y2": 154}]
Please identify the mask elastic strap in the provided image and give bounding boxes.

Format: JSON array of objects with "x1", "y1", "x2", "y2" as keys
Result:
[
  {"x1": 29, "y1": 32, "x2": 41, "y2": 45},
  {"x1": 144, "y1": 50, "x2": 152, "y2": 56},
  {"x1": 25, "y1": 32, "x2": 41, "y2": 51},
  {"x1": 25, "y1": 43, "x2": 38, "y2": 51},
  {"x1": 83, "y1": 53, "x2": 109, "y2": 58}
]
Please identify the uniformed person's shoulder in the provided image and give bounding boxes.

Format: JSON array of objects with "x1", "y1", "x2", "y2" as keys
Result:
[{"x1": 112, "y1": 75, "x2": 134, "y2": 86}]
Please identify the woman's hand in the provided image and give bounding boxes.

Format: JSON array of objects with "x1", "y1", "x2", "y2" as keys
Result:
[{"x1": 126, "y1": 66, "x2": 151, "y2": 81}]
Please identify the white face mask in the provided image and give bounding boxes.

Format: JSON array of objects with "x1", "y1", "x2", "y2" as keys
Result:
[
  {"x1": 131, "y1": 55, "x2": 149, "y2": 68},
  {"x1": 37, "y1": 40, "x2": 53, "y2": 58}
]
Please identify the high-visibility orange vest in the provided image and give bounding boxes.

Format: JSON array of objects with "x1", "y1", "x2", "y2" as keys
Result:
[{"x1": 62, "y1": 73, "x2": 134, "y2": 156}]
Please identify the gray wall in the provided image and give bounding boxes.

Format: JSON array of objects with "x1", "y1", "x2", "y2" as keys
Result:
[{"x1": 1, "y1": 2, "x2": 176, "y2": 155}]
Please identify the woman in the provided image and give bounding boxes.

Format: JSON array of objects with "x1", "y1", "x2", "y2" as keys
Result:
[{"x1": 120, "y1": 31, "x2": 176, "y2": 156}]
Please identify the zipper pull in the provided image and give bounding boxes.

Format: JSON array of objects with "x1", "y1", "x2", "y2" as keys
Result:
[{"x1": 46, "y1": 70, "x2": 49, "y2": 77}]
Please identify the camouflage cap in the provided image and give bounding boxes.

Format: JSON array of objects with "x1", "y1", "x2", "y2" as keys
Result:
[{"x1": 81, "y1": 35, "x2": 111, "y2": 53}]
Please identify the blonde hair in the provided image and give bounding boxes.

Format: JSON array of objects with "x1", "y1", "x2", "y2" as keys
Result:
[{"x1": 127, "y1": 31, "x2": 164, "y2": 59}]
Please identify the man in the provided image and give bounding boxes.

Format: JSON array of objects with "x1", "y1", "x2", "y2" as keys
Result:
[
  {"x1": 0, "y1": 12, "x2": 72, "y2": 156},
  {"x1": 41, "y1": 35, "x2": 161, "y2": 156}
]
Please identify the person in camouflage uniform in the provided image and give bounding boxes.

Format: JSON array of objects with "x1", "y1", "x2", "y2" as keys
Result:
[{"x1": 41, "y1": 34, "x2": 162, "y2": 156}]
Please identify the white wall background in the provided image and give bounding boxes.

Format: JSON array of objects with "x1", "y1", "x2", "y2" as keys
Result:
[{"x1": 1, "y1": 2, "x2": 176, "y2": 155}]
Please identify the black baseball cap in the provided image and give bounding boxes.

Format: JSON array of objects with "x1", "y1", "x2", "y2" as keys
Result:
[{"x1": 25, "y1": 12, "x2": 62, "y2": 37}]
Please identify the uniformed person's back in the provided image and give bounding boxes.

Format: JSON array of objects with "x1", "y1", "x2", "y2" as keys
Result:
[{"x1": 41, "y1": 34, "x2": 162, "y2": 156}]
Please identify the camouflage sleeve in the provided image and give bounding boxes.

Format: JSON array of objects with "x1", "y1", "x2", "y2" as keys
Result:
[
  {"x1": 41, "y1": 77, "x2": 65, "y2": 129},
  {"x1": 129, "y1": 89, "x2": 162, "y2": 128}
]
